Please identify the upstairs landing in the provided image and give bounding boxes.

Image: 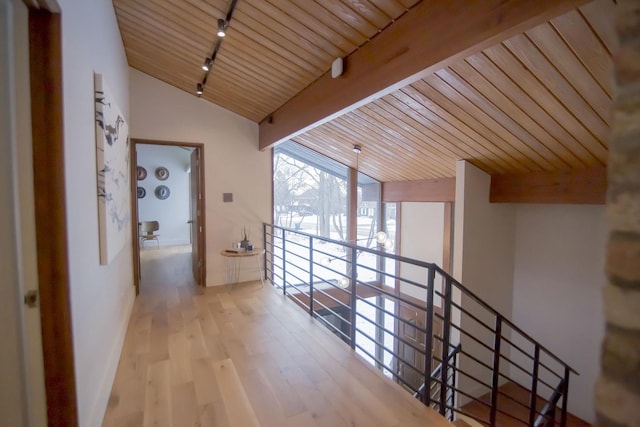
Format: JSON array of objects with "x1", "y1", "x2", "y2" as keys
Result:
[{"x1": 103, "y1": 246, "x2": 451, "y2": 427}]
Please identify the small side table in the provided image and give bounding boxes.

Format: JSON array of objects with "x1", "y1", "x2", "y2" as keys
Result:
[{"x1": 220, "y1": 248, "x2": 265, "y2": 286}]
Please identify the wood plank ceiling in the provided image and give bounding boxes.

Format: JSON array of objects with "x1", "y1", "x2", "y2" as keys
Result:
[{"x1": 114, "y1": 0, "x2": 615, "y2": 183}]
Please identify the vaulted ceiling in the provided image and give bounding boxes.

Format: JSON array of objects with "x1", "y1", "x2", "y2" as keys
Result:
[{"x1": 113, "y1": 0, "x2": 615, "y2": 183}]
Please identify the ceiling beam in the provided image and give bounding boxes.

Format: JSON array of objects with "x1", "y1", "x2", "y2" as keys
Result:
[
  {"x1": 259, "y1": 0, "x2": 588, "y2": 151},
  {"x1": 382, "y1": 178, "x2": 455, "y2": 203},
  {"x1": 490, "y1": 166, "x2": 607, "y2": 204}
]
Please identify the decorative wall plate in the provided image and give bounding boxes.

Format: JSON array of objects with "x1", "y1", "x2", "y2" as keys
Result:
[
  {"x1": 155, "y1": 166, "x2": 170, "y2": 180},
  {"x1": 137, "y1": 166, "x2": 147, "y2": 180},
  {"x1": 155, "y1": 185, "x2": 170, "y2": 200},
  {"x1": 137, "y1": 187, "x2": 146, "y2": 199}
]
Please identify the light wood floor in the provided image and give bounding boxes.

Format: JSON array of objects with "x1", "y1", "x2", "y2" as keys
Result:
[{"x1": 102, "y1": 246, "x2": 450, "y2": 427}]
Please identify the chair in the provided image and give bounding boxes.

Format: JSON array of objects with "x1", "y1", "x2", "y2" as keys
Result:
[{"x1": 139, "y1": 221, "x2": 160, "y2": 248}]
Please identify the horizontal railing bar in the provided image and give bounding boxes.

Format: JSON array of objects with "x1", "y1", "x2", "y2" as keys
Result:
[
  {"x1": 312, "y1": 299, "x2": 352, "y2": 326},
  {"x1": 447, "y1": 300, "x2": 497, "y2": 336},
  {"x1": 313, "y1": 312, "x2": 351, "y2": 342},
  {"x1": 356, "y1": 267, "x2": 430, "y2": 293},
  {"x1": 284, "y1": 278, "x2": 309, "y2": 296},
  {"x1": 284, "y1": 291, "x2": 309, "y2": 311},
  {"x1": 353, "y1": 311, "x2": 430, "y2": 357},
  {"x1": 313, "y1": 272, "x2": 351, "y2": 297},
  {"x1": 311, "y1": 286, "x2": 351, "y2": 311},
  {"x1": 313, "y1": 263, "x2": 349, "y2": 282},
  {"x1": 284, "y1": 238, "x2": 311, "y2": 249},
  {"x1": 310, "y1": 274, "x2": 351, "y2": 297},
  {"x1": 447, "y1": 322, "x2": 496, "y2": 355},
  {"x1": 354, "y1": 328, "x2": 428, "y2": 376},
  {"x1": 353, "y1": 343, "x2": 420, "y2": 394},
  {"x1": 355, "y1": 281, "x2": 430, "y2": 316},
  {"x1": 446, "y1": 365, "x2": 493, "y2": 391},
  {"x1": 272, "y1": 224, "x2": 437, "y2": 269},
  {"x1": 269, "y1": 251, "x2": 283, "y2": 262},
  {"x1": 282, "y1": 248, "x2": 310, "y2": 263},
  {"x1": 356, "y1": 328, "x2": 428, "y2": 366},
  {"x1": 354, "y1": 293, "x2": 430, "y2": 335},
  {"x1": 284, "y1": 271, "x2": 311, "y2": 291},
  {"x1": 430, "y1": 269, "x2": 577, "y2": 374}
]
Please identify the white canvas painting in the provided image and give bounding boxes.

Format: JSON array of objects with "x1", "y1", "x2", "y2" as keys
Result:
[{"x1": 95, "y1": 73, "x2": 130, "y2": 265}]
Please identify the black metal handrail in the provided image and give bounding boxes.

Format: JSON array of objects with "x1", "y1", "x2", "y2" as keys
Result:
[
  {"x1": 263, "y1": 223, "x2": 578, "y2": 426},
  {"x1": 413, "y1": 343, "x2": 461, "y2": 421}
]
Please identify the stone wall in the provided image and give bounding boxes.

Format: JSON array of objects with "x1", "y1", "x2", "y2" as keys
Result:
[{"x1": 595, "y1": 1, "x2": 640, "y2": 425}]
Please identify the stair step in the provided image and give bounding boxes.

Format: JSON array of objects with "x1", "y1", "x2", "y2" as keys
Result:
[{"x1": 460, "y1": 382, "x2": 590, "y2": 426}]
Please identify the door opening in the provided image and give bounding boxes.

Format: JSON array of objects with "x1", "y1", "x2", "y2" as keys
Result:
[{"x1": 130, "y1": 139, "x2": 206, "y2": 293}]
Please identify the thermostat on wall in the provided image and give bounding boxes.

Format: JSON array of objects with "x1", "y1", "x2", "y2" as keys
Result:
[{"x1": 223, "y1": 193, "x2": 233, "y2": 202}]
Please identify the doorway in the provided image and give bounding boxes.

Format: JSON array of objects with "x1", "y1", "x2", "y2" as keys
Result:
[{"x1": 131, "y1": 139, "x2": 206, "y2": 293}]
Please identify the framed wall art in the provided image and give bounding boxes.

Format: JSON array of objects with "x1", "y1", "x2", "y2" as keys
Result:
[{"x1": 95, "y1": 73, "x2": 130, "y2": 265}]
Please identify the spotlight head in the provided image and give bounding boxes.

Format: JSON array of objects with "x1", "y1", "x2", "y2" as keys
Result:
[
  {"x1": 202, "y1": 58, "x2": 212, "y2": 71},
  {"x1": 196, "y1": 83, "x2": 203, "y2": 96},
  {"x1": 352, "y1": 144, "x2": 362, "y2": 154},
  {"x1": 217, "y1": 19, "x2": 227, "y2": 37}
]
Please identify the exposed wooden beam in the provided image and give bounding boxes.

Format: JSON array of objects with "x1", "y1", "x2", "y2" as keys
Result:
[
  {"x1": 382, "y1": 178, "x2": 455, "y2": 202},
  {"x1": 490, "y1": 167, "x2": 607, "y2": 204},
  {"x1": 258, "y1": 0, "x2": 588, "y2": 150}
]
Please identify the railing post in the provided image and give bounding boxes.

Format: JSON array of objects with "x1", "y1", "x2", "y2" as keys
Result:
[
  {"x1": 282, "y1": 233, "x2": 287, "y2": 295},
  {"x1": 422, "y1": 266, "x2": 436, "y2": 405},
  {"x1": 309, "y1": 237, "x2": 314, "y2": 316},
  {"x1": 263, "y1": 223, "x2": 268, "y2": 282},
  {"x1": 529, "y1": 345, "x2": 540, "y2": 426},
  {"x1": 489, "y1": 316, "x2": 502, "y2": 426},
  {"x1": 349, "y1": 245, "x2": 358, "y2": 349},
  {"x1": 439, "y1": 277, "x2": 452, "y2": 415},
  {"x1": 561, "y1": 366, "x2": 570, "y2": 427}
]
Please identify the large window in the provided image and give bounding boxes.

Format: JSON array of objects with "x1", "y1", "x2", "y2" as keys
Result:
[{"x1": 273, "y1": 142, "x2": 397, "y2": 377}]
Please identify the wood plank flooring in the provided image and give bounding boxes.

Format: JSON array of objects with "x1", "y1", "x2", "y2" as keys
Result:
[{"x1": 102, "y1": 246, "x2": 450, "y2": 427}]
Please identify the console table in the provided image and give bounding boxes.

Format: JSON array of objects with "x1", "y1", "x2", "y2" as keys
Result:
[{"x1": 220, "y1": 248, "x2": 265, "y2": 286}]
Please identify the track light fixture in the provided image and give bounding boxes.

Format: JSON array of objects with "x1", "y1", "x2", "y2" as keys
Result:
[
  {"x1": 195, "y1": 0, "x2": 239, "y2": 96},
  {"x1": 217, "y1": 19, "x2": 227, "y2": 37}
]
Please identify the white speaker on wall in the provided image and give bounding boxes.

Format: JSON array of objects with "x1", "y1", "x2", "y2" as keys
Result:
[{"x1": 331, "y1": 57, "x2": 343, "y2": 78}]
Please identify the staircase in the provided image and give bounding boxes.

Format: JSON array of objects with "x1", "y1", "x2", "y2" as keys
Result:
[{"x1": 263, "y1": 224, "x2": 579, "y2": 426}]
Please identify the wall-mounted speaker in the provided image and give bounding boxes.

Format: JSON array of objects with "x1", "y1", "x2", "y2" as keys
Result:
[{"x1": 331, "y1": 57, "x2": 343, "y2": 78}]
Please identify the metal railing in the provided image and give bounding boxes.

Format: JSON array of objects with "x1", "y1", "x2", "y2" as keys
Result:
[{"x1": 263, "y1": 224, "x2": 577, "y2": 426}]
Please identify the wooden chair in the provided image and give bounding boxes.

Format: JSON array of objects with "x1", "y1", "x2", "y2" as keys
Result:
[{"x1": 139, "y1": 221, "x2": 160, "y2": 248}]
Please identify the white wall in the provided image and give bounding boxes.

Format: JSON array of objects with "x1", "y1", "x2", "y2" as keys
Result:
[
  {"x1": 453, "y1": 160, "x2": 516, "y2": 398},
  {"x1": 512, "y1": 204, "x2": 605, "y2": 422},
  {"x1": 58, "y1": 0, "x2": 135, "y2": 425},
  {"x1": 137, "y1": 144, "x2": 192, "y2": 246},
  {"x1": 129, "y1": 69, "x2": 272, "y2": 285},
  {"x1": 400, "y1": 202, "x2": 445, "y2": 302}
]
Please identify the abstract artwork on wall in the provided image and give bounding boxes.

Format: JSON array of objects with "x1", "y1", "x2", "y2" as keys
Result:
[{"x1": 95, "y1": 73, "x2": 130, "y2": 265}]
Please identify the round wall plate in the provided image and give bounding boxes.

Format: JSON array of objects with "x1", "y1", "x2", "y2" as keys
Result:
[
  {"x1": 155, "y1": 166, "x2": 170, "y2": 180},
  {"x1": 155, "y1": 185, "x2": 170, "y2": 200},
  {"x1": 137, "y1": 166, "x2": 147, "y2": 180},
  {"x1": 137, "y1": 187, "x2": 146, "y2": 199}
]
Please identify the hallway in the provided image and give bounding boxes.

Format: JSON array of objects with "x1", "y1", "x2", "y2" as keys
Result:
[{"x1": 102, "y1": 246, "x2": 447, "y2": 426}]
